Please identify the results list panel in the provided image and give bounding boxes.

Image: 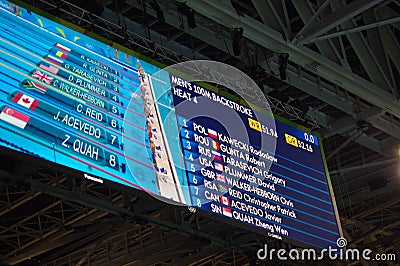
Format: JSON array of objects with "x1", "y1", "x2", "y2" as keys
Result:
[
  {"x1": 169, "y1": 74, "x2": 341, "y2": 249},
  {"x1": 0, "y1": 2, "x2": 156, "y2": 192}
]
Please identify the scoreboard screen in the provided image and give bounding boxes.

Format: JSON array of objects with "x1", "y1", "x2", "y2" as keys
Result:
[{"x1": 0, "y1": 1, "x2": 342, "y2": 249}]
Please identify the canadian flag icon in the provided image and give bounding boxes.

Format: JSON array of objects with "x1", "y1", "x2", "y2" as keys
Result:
[
  {"x1": 220, "y1": 196, "x2": 230, "y2": 206},
  {"x1": 12, "y1": 92, "x2": 39, "y2": 110}
]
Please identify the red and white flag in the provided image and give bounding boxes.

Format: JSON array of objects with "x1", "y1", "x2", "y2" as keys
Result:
[
  {"x1": 56, "y1": 43, "x2": 71, "y2": 53},
  {"x1": 0, "y1": 107, "x2": 30, "y2": 129},
  {"x1": 222, "y1": 207, "x2": 232, "y2": 217},
  {"x1": 208, "y1": 128, "x2": 217, "y2": 139},
  {"x1": 12, "y1": 92, "x2": 39, "y2": 110},
  {"x1": 32, "y1": 70, "x2": 53, "y2": 84},
  {"x1": 220, "y1": 196, "x2": 230, "y2": 206}
]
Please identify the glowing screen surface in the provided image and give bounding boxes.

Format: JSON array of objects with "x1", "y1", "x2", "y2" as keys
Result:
[{"x1": 0, "y1": 1, "x2": 341, "y2": 249}]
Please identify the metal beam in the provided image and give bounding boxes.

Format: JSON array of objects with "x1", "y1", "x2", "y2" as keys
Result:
[
  {"x1": 308, "y1": 16, "x2": 400, "y2": 43},
  {"x1": 368, "y1": 116, "x2": 400, "y2": 141},
  {"x1": 377, "y1": 6, "x2": 400, "y2": 31},
  {"x1": 0, "y1": 176, "x2": 66, "y2": 217},
  {"x1": 27, "y1": 179, "x2": 230, "y2": 246},
  {"x1": 352, "y1": 197, "x2": 400, "y2": 219},
  {"x1": 329, "y1": 0, "x2": 392, "y2": 93},
  {"x1": 97, "y1": 236, "x2": 193, "y2": 265},
  {"x1": 296, "y1": 0, "x2": 384, "y2": 44},
  {"x1": 291, "y1": 0, "x2": 341, "y2": 64},
  {"x1": 321, "y1": 107, "x2": 385, "y2": 138},
  {"x1": 266, "y1": 60, "x2": 400, "y2": 151},
  {"x1": 101, "y1": 8, "x2": 209, "y2": 61},
  {"x1": 2, "y1": 199, "x2": 113, "y2": 264},
  {"x1": 379, "y1": 26, "x2": 400, "y2": 85},
  {"x1": 185, "y1": 0, "x2": 400, "y2": 120},
  {"x1": 326, "y1": 130, "x2": 363, "y2": 161},
  {"x1": 293, "y1": 0, "x2": 332, "y2": 42},
  {"x1": 251, "y1": 0, "x2": 282, "y2": 32},
  {"x1": 330, "y1": 158, "x2": 398, "y2": 175},
  {"x1": 338, "y1": 179, "x2": 399, "y2": 209},
  {"x1": 362, "y1": 10, "x2": 393, "y2": 88},
  {"x1": 280, "y1": 0, "x2": 292, "y2": 36},
  {"x1": 265, "y1": 0, "x2": 290, "y2": 40}
]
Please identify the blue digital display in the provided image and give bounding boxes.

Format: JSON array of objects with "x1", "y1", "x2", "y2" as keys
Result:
[
  {"x1": 167, "y1": 74, "x2": 341, "y2": 248},
  {"x1": 0, "y1": 0, "x2": 341, "y2": 249}
]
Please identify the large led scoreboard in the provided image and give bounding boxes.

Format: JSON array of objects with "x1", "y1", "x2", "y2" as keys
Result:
[{"x1": 0, "y1": 0, "x2": 342, "y2": 249}]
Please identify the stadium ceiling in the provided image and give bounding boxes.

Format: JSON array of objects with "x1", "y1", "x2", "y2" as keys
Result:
[{"x1": 1, "y1": 0, "x2": 400, "y2": 265}]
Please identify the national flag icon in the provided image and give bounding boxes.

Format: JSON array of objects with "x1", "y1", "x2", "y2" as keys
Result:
[
  {"x1": 212, "y1": 140, "x2": 220, "y2": 150},
  {"x1": 32, "y1": 70, "x2": 53, "y2": 84},
  {"x1": 0, "y1": 107, "x2": 30, "y2": 129},
  {"x1": 22, "y1": 80, "x2": 48, "y2": 94},
  {"x1": 55, "y1": 50, "x2": 67, "y2": 59},
  {"x1": 220, "y1": 196, "x2": 230, "y2": 206},
  {"x1": 222, "y1": 207, "x2": 232, "y2": 217},
  {"x1": 208, "y1": 128, "x2": 217, "y2": 139},
  {"x1": 216, "y1": 174, "x2": 226, "y2": 183},
  {"x1": 39, "y1": 62, "x2": 59, "y2": 75},
  {"x1": 12, "y1": 92, "x2": 39, "y2": 110},
  {"x1": 218, "y1": 184, "x2": 228, "y2": 193},
  {"x1": 212, "y1": 150, "x2": 222, "y2": 161},
  {"x1": 214, "y1": 162, "x2": 224, "y2": 172},
  {"x1": 46, "y1": 54, "x2": 63, "y2": 66},
  {"x1": 56, "y1": 43, "x2": 71, "y2": 53}
]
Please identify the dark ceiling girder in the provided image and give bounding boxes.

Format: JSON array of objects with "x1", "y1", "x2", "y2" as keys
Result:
[
  {"x1": 185, "y1": 0, "x2": 400, "y2": 119},
  {"x1": 295, "y1": 0, "x2": 384, "y2": 45}
]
